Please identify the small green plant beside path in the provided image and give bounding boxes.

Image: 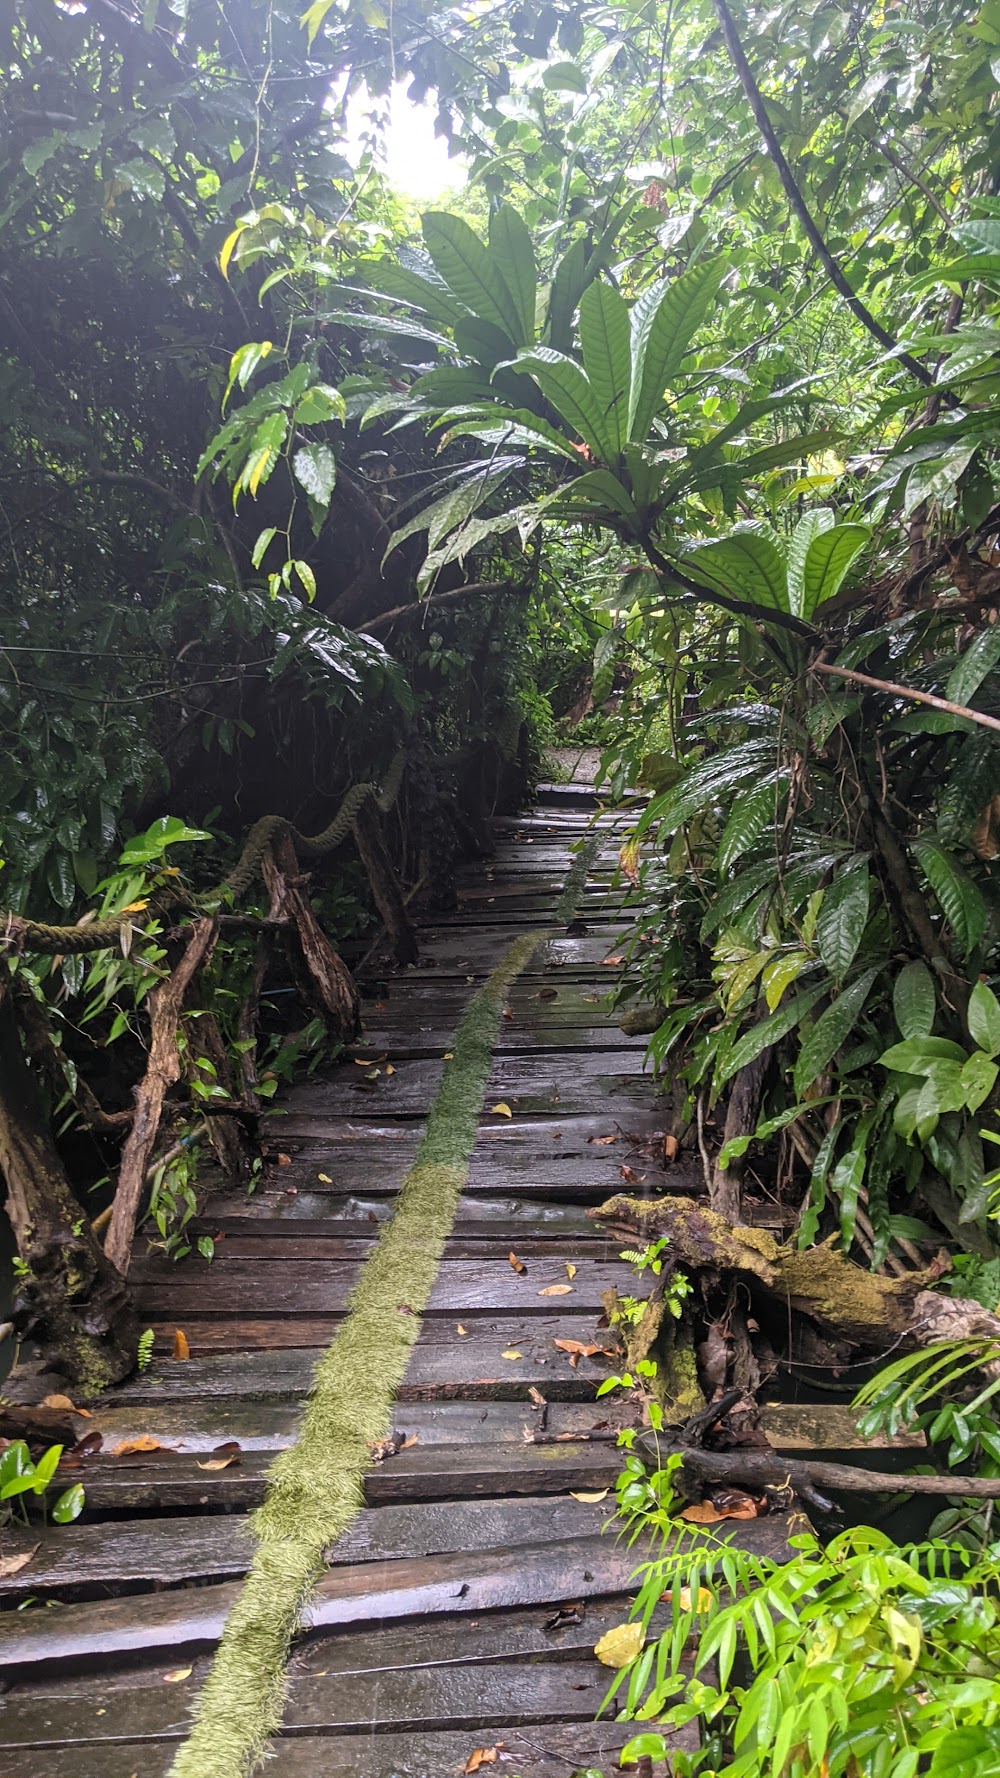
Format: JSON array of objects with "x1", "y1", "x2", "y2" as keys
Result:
[{"x1": 168, "y1": 928, "x2": 541, "y2": 1778}]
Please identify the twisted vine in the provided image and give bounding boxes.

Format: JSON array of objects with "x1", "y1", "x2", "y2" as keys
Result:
[{"x1": 1, "y1": 751, "x2": 407, "y2": 956}]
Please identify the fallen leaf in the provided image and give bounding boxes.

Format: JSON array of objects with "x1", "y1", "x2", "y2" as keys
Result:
[
  {"x1": 114, "y1": 1436, "x2": 167, "y2": 1456},
  {"x1": 354, "y1": 1053, "x2": 387, "y2": 1065},
  {"x1": 501, "y1": 1349, "x2": 523, "y2": 1360},
  {"x1": 385, "y1": 1064, "x2": 395, "y2": 1076},
  {"x1": 587, "y1": 1133, "x2": 618, "y2": 1146},
  {"x1": 565, "y1": 1263, "x2": 577, "y2": 1279},
  {"x1": 443, "y1": 1053, "x2": 454, "y2": 1061},
  {"x1": 594, "y1": 1622, "x2": 645, "y2": 1668},
  {"x1": 196, "y1": 1454, "x2": 239, "y2": 1471},
  {"x1": 601, "y1": 955, "x2": 624, "y2": 966},
  {"x1": 502, "y1": 1008, "x2": 514, "y2": 1020},
  {"x1": 0, "y1": 1546, "x2": 37, "y2": 1578},
  {"x1": 400, "y1": 1434, "x2": 420, "y2": 1449},
  {"x1": 40, "y1": 1393, "x2": 78, "y2": 1413},
  {"x1": 465, "y1": 1749, "x2": 500, "y2": 1773},
  {"x1": 72, "y1": 1430, "x2": 104, "y2": 1458},
  {"x1": 571, "y1": 1489, "x2": 609, "y2": 1503},
  {"x1": 456, "y1": 1323, "x2": 468, "y2": 1336},
  {"x1": 619, "y1": 1164, "x2": 646, "y2": 1184},
  {"x1": 276, "y1": 1153, "x2": 292, "y2": 1168},
  {"x1": 664, "y1": 1134, "x2": 679, "y2": 1162},
  {"x1": 678, "y1": 1585, "x2": 714, "y2": 1612},
  {"x1": 554, "y1": 1338, "x2": 601, "y2": 1358},
  {"x1": 162, "y1": 1667, "x2": 193, "y2": 1684},
  {"x1": 528, "y1": 1386, "x2": 547, "y2": 1407},
  {"x1": 171, "y1": 1329, "x2": 190, "y2": 1361},
  {"x1": 508, "y1": 1251, "x2": 527, "y2": 1274},
  {"x1": 317, "y1": 1173, "x2": 333, "y2": 1184},
  {"x1": 537, "y1": 988, "x2": 558, "y2": 1000},
  {"x1": 679, "y1": 1494, "x2": 759, "y2": 1523},
  {"x1": 539, "y1": 1283, "x2": 573, "y2": 1296},
  {"x1": 491, "y1": 1102, "x2": 513, "y2": 1118}
]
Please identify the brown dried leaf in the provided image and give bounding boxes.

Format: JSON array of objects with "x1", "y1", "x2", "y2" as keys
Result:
[
  {"x1": 619, "y1": 1164, "x2": 646, "y2": 1184},
  {"x1": 276, "y1": 1153, "x2": 292, "y2": 1168},
  {"x1": 537, "y1": 987, "x2": 558, "y2": 1000},
  {"x1": 602, "y1": 955, "x2": 624, "y2": 966},
  {"x1": 501, "y1": 1349, "x2": 523, "y2": 1360},
  {"x1": 114, "y1": 1436, "x2": 167, "y2": 1456},
  {"x1": 465, "y1": 1748, "x2": 502, "y2": 1773},
  {"x1": 571, "y1": 1489, "x2": 609, "y2": 1503},
  {"x1": 554, "y1": 1338, "x2": 601, "y2": 1358},
  {"x1": 0, "y1": 1546, "x2": 37, "y2": 1579},
  {"x1": 528, "y1": 1387, "x2": 546, "y2": 1407},
  {"x1": 400, "y1": 1434, "x2": 420, "y2": 1449},
  {"x1": 664, "y1": 1133, "x2": 679, "y2": 1162},
  {"x1": 171, "y1": 1329, "x2": 190, "y2": 1361},
  {"x1": 508, "y1": 1251, "x2": 527, "y2": 1274},
  {"x1": 538, "y1": 1283, "x2": 573, "y2": 1296},
  {"x1": 162, "y1": 1667, "x2": 193, "y2": 1684},
  {"x1": 587, "y1": 1133, "x2": 618, "y2": 1146},
  {"x1": 40, "y1": 1393, "x2": 79, "y2": 1413},
  {"x1": 456, "y1": 1323, "x2": 468, "y2": 1336},
  {"x1": 196, "y1": 1454, "x2": 239, "y2": 1471}
]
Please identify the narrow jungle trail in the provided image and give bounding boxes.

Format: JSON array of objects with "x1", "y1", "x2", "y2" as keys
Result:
[{"x1": 0, "y1": 783, "x2": 793, "y2": 1778}]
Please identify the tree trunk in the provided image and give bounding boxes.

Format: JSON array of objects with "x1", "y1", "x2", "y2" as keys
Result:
[
  {"x1": 261, "y1": 833, "x2": 360, "y2": 1041},
  {"x1": 0, "y1": 962, "x2": 135, "y2": 1392},
  {"x1": 352, "y1": 798, "x2": 419, "y2": 965},
  {"x1": 710, "y1": 1049, "x2": 768, "y2": 1222}
]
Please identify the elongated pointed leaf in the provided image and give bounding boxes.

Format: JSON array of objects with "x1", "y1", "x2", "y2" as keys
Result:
[
  {"x1": 489, "y1": 206, "x2": 537, "y2": 347},
  {"x1": 945, "y1": 621, "x2": 1000, "y2": 706},
  {"x1": 793, "y1": 967, "x2": 880, "y2": 1098},
  {"x1": 718, "y1": 984, "x2": 827, "y2": 1085},
  {"x1": 682, "y1": 524, "x2": 788, "y2": 611},
  {"x1": 627, "y1": 258, "x2": 726, "y2": 442},
  {"x1": 382, "y1": 461, "x2": 515, "y2": 564},
  {"x1": 816, "y1": 865, "x2": 870, "y2": 979},
  {"x1": 969, "y1": 981, "x2": 1000, "y2": 1058},
  {"x1": 912, "y1": 838, "x2": 986, "y2": 957},
  {"x1": 423, "y1": 212, "x2": 521, "y2": 344},
  {"x1": 513, "y1": 348, "x2": 617, "y2": 461},
  {"x1": 579, "y1": 281, "x2": 632, "y2": 458},
  {"x1": 786, "y1": 509, "x2": 834, "y2": 618},
  {"x1": 717, "y1": 775, "x2": 786, "y2": 872},
  {"x1": 547, "y1": 468, "x2": 640, "y2": 524},
  {"x1": 893, "y1": 961, "x2": 936, "y2": 1039}
]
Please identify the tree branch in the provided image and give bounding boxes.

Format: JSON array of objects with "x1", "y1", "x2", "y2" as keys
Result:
[
  {"x1": 811, "y1": 656, "x2": 1000, "y2": 737},
  {"x1": 362, "y1": 581, "x2": 517, "y2": 635}
]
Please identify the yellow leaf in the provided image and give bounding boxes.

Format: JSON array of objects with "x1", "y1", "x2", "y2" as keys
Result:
[
  {"x1": 171, "y1": 1328, "x2": 190, "y2": 1361},
  {"x1": 317, "y1": 1173, "x2": 332, "y2": 1183},
  {"x1": 162, "y1": 1666, "x2": 193, "y2": 1684},
  {"x1": 196, "y1": 1455, "x2": 238, "y2": 1471},
  {"x1": 246, "y1": 445, "x2": 273, "y2": 498},
  {"x1": 538, "y1": 1283, "x2": 573, "y2": 1296},
  {"x1": 385, "y1": 1064, "x2": 395, "y2": 1076},
  {"x1": 565, "y1": 1263, "x2": 577, "y2": 1279},
  {"x1": 121, "y1": 899, "x2": 149, "y2": 913},
  {"x1": 219, "y1": 224, "x2": 245, "y2": 279},
  {"x1": 490, "y1": 1102, "x2": 513, "y2": 1117},
  {"x1": 501, "y1": 1349, "x2": 523, "y2": 1360},
  {"x1": 443, "y1": 1052, "x2": 454, "y2": 1060},
  {"x1": 571, "y1": 1489, "x2": 609, "y2": 1503},
  {"x1": 679, "y1": 1586, "x2": 714, "y2": 1612},
  {"x1": 594, "y1": 1622, "x2": 645, "y2": 1668},
  {"x1": 456, "y1": 1323, "x2": 468, "y2": 1336}
]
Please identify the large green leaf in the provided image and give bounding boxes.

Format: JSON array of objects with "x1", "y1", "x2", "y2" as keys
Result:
[
  {"x1": 719, "y1": 983, "x2": 827, "y2": 1085},
  {"x1": 578, "y1": 281, "x2": 632, "y2": 458},
  {"x1": 793, "y1": 967, "x2": 880, "y2": 1097},
  {"x1": 638, "y1": 739, "x2": 779, "y2": 836},
  {"x1": 422, "y1": 212, "x2": 522, "y2": 344},
  {"x1": 799, "y1": 522, "x2": 870, "y2": 618},
  {"x1": 912, "y1": 837, "x2": 986, "y2": 957},
  {"x1": 382, "y1": 461, "x2": 515, "y2": 563},
  {"x1": 488, "y1": 205, "x2": 537, "y2": 347},
  {"x1": 893, "y1": 960, "x2": 936, "y2": 1039},
  {"x1": 513, "y1": 348, "x2": 617, "y2": 461},
  {"x1": 547, "y1": 468, "x2": 640, "y2": 525},
  {"x1": 682, "y1": 524, "x2": 788, "y2": 611},
  {"x1": 816, "y1": 865, "x2": 870, "y2": 979},
  {"x1": 968, "y1": 981, "x2": 1000, "y2": 1058},
  {"x1": 945, "y1": 621, "x2": 1000, "y2": 706},
  {"x1": 716, "y1": 775, "x2": 785, "y2": 872},
  {"x1": 627, "y1": 258, "x2": 725, "y2": 443}
]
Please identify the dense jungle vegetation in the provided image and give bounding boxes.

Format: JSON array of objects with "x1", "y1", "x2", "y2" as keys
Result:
[{"x1": 5, "y1": 0, "x2": 1000, "y2": 1768}]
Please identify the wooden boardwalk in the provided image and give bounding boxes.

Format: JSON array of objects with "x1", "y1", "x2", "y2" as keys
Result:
[{"x1": 0, "y1": 786, "x2": 789, "y2": 1777}]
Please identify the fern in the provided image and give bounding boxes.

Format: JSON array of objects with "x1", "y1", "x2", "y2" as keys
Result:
[{"x1": 136, "y1": 1328, "x2": 155, "y2": 1372}]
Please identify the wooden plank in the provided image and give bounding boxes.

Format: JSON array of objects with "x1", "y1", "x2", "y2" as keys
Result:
[
  {"x1": 133, "y1": 1257, "x2": 629, "y2": 1317},
  {"x1": 0, "y1": 1495, "x2": 617, "y2": 1600},
  {"x1": 268, "y1": 1111, "x2": 665, "y2": 1148},
  {"x1": 198, "y1": 1196, "x2": 622, "y2": 1232},
  {"x1": 49, "y1": 1436, "x2": 629, "y2": 1514},
  {"x1": 0, "y1": 1520, "x2": 792, "y2": 1673},
  {"x1": 0, "y1": 1722, "x2": 642, "y2": 1776},
  {"x1": 1, "y1": 1659, "x2": 615, "y2": 1745},
  {"x1": 281, "y1": 1051, "x2": 656, "y2": 1119}
]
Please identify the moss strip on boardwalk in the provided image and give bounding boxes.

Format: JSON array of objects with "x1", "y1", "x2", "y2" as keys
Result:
[{"x1": 169, "y1": 928, "x2": 542, "y2": 1778}]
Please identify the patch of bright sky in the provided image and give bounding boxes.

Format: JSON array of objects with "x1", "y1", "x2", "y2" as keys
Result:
[{"x1": 345, "y1": 80, "x2": 469, "y2": 204}]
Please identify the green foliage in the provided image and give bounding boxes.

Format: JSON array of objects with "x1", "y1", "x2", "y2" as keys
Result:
[{"x1": 0, "y1": 1440, "x2": 84, "y2": 1527}]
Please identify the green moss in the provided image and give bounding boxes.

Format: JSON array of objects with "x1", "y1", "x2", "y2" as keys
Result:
[{"x1": 168, "y1": 929, "x2": 541, "y2": 1778}]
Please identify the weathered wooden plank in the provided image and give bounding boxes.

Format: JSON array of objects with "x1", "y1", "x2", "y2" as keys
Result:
[
  {"x1": 280, "y1": 1050, "x2": 656, "y2": 1119},
  {"x1": 198, "y1": 1196, "x2": 621, "y2": 1233},
  {"x1": 0, "y1": 1520, "x2": 791, "y2": 1674},
  {"x1": 0, "y1": 1722, "x2": 641, "y2": 1776},
  {"x1": 268, "y1": 1110, "x2": 665, "y2": 1148},
  {"x1": 49, "y1": 1436, "x2": 628, "y2": 1514},
  {"x1": 0, "y1": 1495, "x2": 617, "y2": 1600},
  {"x1": 184, "y1": 1231, "x2": 621, "y2": 1261},
  {"x1": 134, "y1": 1257, "x2": 629, "y2": 1317},
  {"x1": 1, "y1": 1659, "x2": 614, "y2": 1745}
]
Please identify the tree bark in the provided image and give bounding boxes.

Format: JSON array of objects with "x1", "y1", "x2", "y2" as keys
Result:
[
  {"x1": 104, "y1": 917, "x2": 219, "y2": 1276},
  {"x1": 352, "y1": 798, "x2": 419, "y2": 965},
  {"x1": 261, "y1": 834, "x2": 360, "y2": 1040},
  {"x1": 0, "y1": 962, "x2": 135, "y2": 1391},
  {"x1": 711, "y1": 1049, "x2": 768, "y2": 1222}
]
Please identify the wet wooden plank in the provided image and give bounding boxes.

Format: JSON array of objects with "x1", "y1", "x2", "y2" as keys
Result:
[
  {"x1": 2, "y1": 1659, "x2": 613, "y2": 1745},
  {"x1": 198, "y1": 1196, "x2": 624, "y2": 1232},
  {"x1": 281, "y1": 1050, "x2": 656, "y2": 1119},
  {"x1": 0, "y1": 1519, "x2": 791, "y2": 1674},
  {"x1": 50, "y1": 1436, "x2": 629, "y2": 1514},
  {"x1": 133, "y1": 1256, "x2": 629, "y2": 1318},
  {"x1": 0, "y1": 1495, "x2": 617, "y2": 1600},
  {"x1": 0, "y1": 1722, "x2": 640, "y2": 1776}
]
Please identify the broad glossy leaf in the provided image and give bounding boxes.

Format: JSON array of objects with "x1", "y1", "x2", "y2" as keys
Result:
[
  {"x1": 961, "y1": 1050, "x2": 998, "y2": 1110},
  {"x1": 513, "y1": 348, "x2": 618, "y2": 461},
  {"x1": 52, "y1": 1483, "x2": 85, "y2": 1523},
  {"x1": 792, "y1": 967, "x2": 879, "y2": 1097},
  {"x1": 578, "y1": 282, "x2": 631, "y2": 458},
  {"x1": 718, "y1": 984, "x2": 826, "y2": 1085},
  {"x1": 785, "y1": 508, "x2": 834, "y2": 619},
  {"x1": 423, "y1": 212, "x2": 521, "y2": 344},
  {"x1": 879, "y1": 1035, "x2": 968, "y2": 1073},
  {"x1": 292, "y1": 442, "x2": 336, "y2": 508},
  {"x1": 969, "y1": 981, "x2": 1000, "y2": 1057},
  {"x1": 682, "y1": 524, "x2": 788, "y2": 611},
  {"x1": 816, "y1": 866, "x2": 870, "y2": 979},
  {"x1": 927, "y1": 1726, "x2": 1000, "y2": 1777},
  {"x1": 945, "y1": 621, "x2": 1000, "y2": 706},
  {"x1": 627, "y1": 258, "x2": 726, "y2": 443},
  {"x1": 717, "y1": 776, "x2": 785, "y2": 872},
  {"x1": 488, "y1": 206, "x2": 537, "y2": 347},
  {"x1": 799, "y1": 522, "x2": 870, "y2": 618},
  {"x1": 912, "y1": 838, "x2": 986, "y2": 956},
  {"x1": 893, "y1": 961, "x2": 936, "y2": 1039},
  {"x1": 761, "y1": 950, "x2": 810, "y2": 1010}
]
